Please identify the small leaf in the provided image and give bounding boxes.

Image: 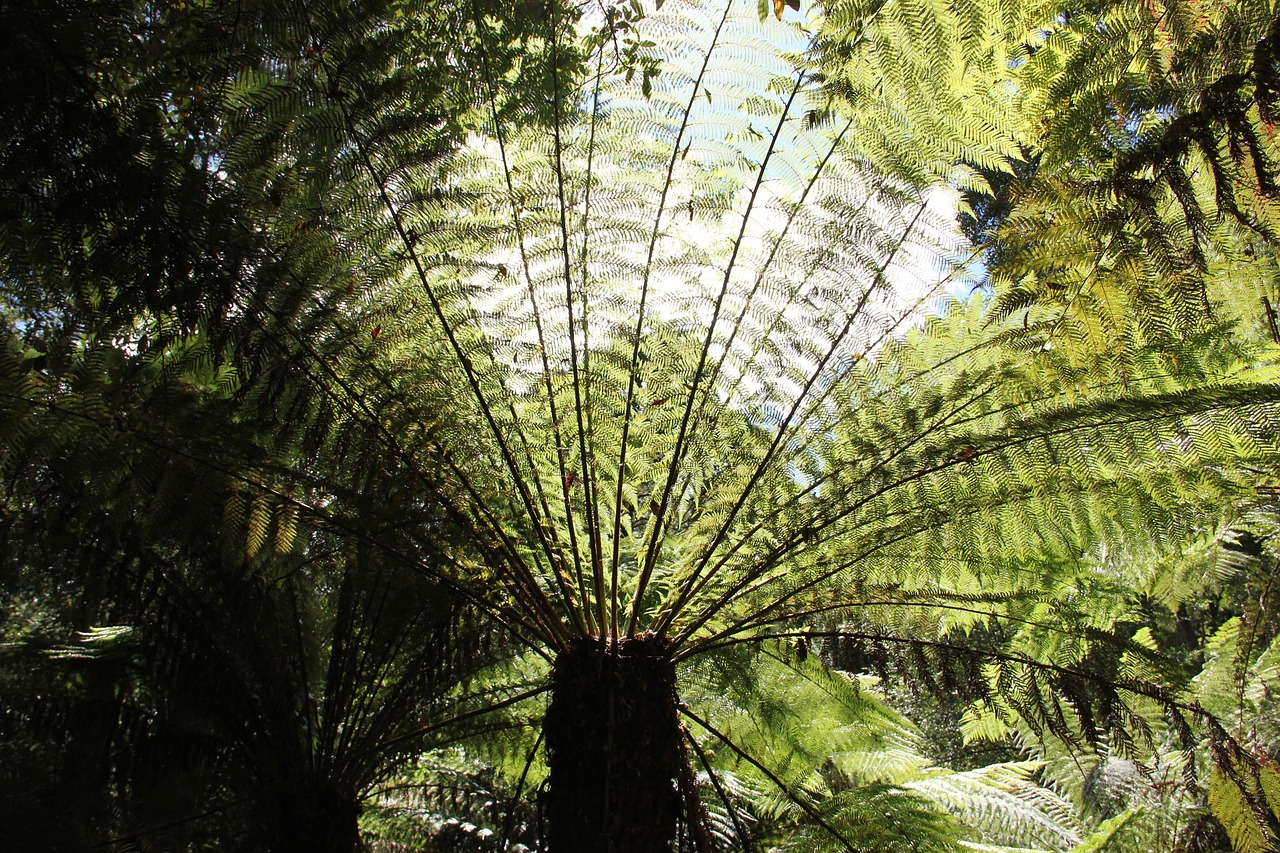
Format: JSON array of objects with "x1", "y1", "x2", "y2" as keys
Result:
[
  {"x1": 1070, "y1": 808, "x2": 1142, "y2": 853},
  {"x1": 773, "y1": 0, "x2": 785, "y2": 20},
  {"x1": 274, "y1": 504, "x2": 298, "y2": 554},
  {"x1": 371, "y1": 325, "x2": 381, "y2": 340},
  {"x1": 245, "y1": 494, "x2": 270, "y2": 559}
]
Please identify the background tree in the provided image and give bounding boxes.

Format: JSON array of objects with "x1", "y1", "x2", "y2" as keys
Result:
[{"x1": 2, "y1": 0, "x2": 568, "y2": 848}]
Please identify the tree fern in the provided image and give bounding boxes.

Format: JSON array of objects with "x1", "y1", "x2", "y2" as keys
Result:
[{"x1": 5, "y1": 0, "x2": 1280, "y2": 850}]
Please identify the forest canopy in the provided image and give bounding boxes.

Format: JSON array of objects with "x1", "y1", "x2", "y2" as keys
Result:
[{"x1": 2, "y1": 0, "x2": 1280, "y2": 851}]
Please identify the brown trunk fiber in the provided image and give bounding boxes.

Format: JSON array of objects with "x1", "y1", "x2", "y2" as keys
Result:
[
  {"x1": 262, "y1": 781, "x2": 362, "y2": 853},
  {"x1": 543, "y1": 635, "x2": 681, "y2": 853}
]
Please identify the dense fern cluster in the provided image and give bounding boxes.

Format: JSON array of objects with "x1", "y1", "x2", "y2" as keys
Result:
[{"x1": 3, "y1": 0, "x2": 1280, "y2": 850}]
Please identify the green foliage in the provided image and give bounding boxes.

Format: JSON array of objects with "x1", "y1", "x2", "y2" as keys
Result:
[
  {"x1": 4, "y1": 0, "x2": 1280, "y2": 850},
  {"x1": 813, "y1": 0, "x2": 1280, "y2": 350},
  {"x1": 1209, "y1": 760, "x2": 1280, "y2": 853},
  {"x1": 0, "y1": 331, "x2": 520, "y2": 848},
  {"x1": 776, "y1": 784, "x2": 967, "y2": 853}
]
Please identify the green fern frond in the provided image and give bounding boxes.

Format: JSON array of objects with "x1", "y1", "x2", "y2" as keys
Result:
[{"x1": 909, "y1": 761, "x2": 1084, "y2": 852}]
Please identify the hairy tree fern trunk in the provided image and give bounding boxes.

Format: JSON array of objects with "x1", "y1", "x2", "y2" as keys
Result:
[
  {"x1": 262, "y1": 781, "x2": 362, "y2": 853},
  {"x1": 544, "y1": 635, "x2": 682, "y2": 853}
]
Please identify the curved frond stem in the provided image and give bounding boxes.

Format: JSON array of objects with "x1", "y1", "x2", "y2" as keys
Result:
[
  {"x1": 1040, "y1": 229, "x2": 1120, "y2": 349},
  {"x1": 97, "y1": 793, "x2": 259, "y2": 848},
  {"x1": 1236, "y1": 554, "x2": 1280, "y2": 738},
  {"x1": 668, "y1": 247, "x2": 1004, "y2": 645},
  {"x1": 237, "y1": 273, "x2": 569, "y2": 642},
  {"x1": 467, "y1": 0, "x2": 593, "y2": 637},
  {"x1": 643, "y1": 118, "x2": 866, "y2": 612},
  {"x1": 699, "y1": 380, "x2": 1280, "y2": 640},
  {"x1": 356, "y1": 683, "x2": 550, "y2": 763},
  {"x1": 693, "y1": 629, "x2": 1204, "y2": 722},
  {"x1": 688, "y1": 371, "x2": 1280, "y2": 645},
  {"x1": 676, "y1": 240, "x2": 984, "y2": 568},
  {"x1": 685, "y1": 500, "x2": 993, "y2": 656},
  {"x1": 693, "y1": 477, "x2": 1101, "y2": 652},
  {"x1": 673, "y1": 374, "x2": 997, "y2": 646},
  {"x1": 580, "y1": 48, "x2": 609, "y2": 637},
  {"x1": 323, "y1": 568, "x2": 365, "y2": 771},
  {"x1": 50, "y1": 19, "x2": 572, "y2": 644},
  {"x1": 502, "y1": 729, "x2": 546, "y2": 851},
  {"x1": 659, "y1": 201, "x2": 928, "y2": 640},
  {"x1": 682, "y1": 724, "x2": 756, "y2": 853},
  {"x1": 676, "y1": 342, "x2": 1248, "y2": 643},
  {"x1": 690, "y1": 594, "x2": 1063, "y2": 656},
  {"x1": 611, "y1": 0, "x2": 736, "y2": 636},
  {"x1": 300, "y1": 1, "x2": 573, "y2": 645},
  {"x1": 674, "y1": 113, "x2": 858, "y2": 450},
  {"x1": 247, "y1": 299, "x2": 558, "y2": 630},
  {"x1": 702, "y1": 122, "x2": 883, "y2": 413},
  {"x1": 547, "y1": 0, "x2": 606, "y2": 635},
  {"x1": 334, "y1": 579, "x2": 442, "y2": 781},
  {"x1": 577, "y1": 48, "x2": 614, "y2": 637},
  {"x1": 506, "y1": 398, "x2": 594, "y2": 636},
  {"x1": 283, "y1": 583, "x2": 318, "y2": 768},
  {"x1": 631, "y1": 69, "x2": 809, "y2": 634},
  {"x1": 679, "y1": 705, "x2": 861, "y2": 853},
  {"x1": 1, "y1": 389, "x2": 556, "y2": 655}
]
